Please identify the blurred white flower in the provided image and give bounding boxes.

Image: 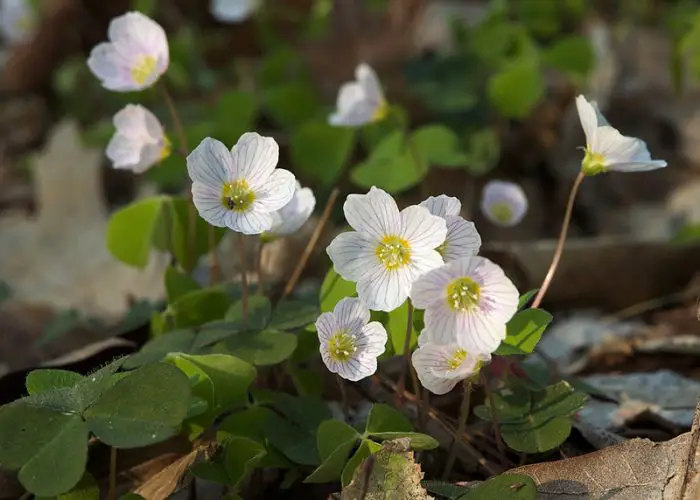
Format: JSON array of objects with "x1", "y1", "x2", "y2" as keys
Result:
[
  {"x1": 412, "y1": 339, "x2": 490, "y2": 395},
  {"x1": 187, "y1": 133, "x2": 296, "y2": 235},
  {"x1": 87, "y1": 11, "x2": 169, "y2": 92},
  {"x1": 326, "y1": 187, "x2": 446, "y2": 312},
  {"x1": 576, "y1": 94, "x2": 667, "y2": 175},
  {"x1": 267, "y1": 181, "x2": 316, "y2": 238},
  {"x1": 106, "y1": 104, "x2": 170, "y2": 174},
  {"x1": 480, "y1": 181, "x2": 528, "y2": 227},
  {"x1": 329, "y1": 63, "x2": 389, "y2": 127},
  {"x1": 420, "y1": 195, "x2": 481, "y2": 261},
  {"x1": 411, "y1": 256, "x2": 519, "y2": 354},
  {"x1": 316, "y1": 297, "x2": 387, "y2": 381},
  {"x1": 210, "y1": 0, "x2": 261, "y2": 22},
  {"x1": 0, "y1": 0, "x2": 36, "y2": 44}
]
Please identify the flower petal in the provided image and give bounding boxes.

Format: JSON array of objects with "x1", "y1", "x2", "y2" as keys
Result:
[
  {"x1": 357, "y1": 266, "x2": 411, "y2": 312},
  {"x1": 327, "y1": 231, "x2": 376, "y2": 282},
  {"x1": 344, "y1": 187, "x2": 401, "y2": 239},
  {"x1": 270, "y1": 184, "x2": 315, "y2": 236},
  {"x1": 442, "y1": 216, "x2": 481, "y2": 262},
  {"x1": 480, "y1": 180, "x2": 528, "y2": 227},
  {"x1": 254, "y1": 168, "x2": 296, "y2": 212},
  {"x1": 315, "y1": 311, "x2": 338, "y2": 343},
  {"x1": 106, "y1": 134, "x2": 141, "y2": 169},
  {"x1": 333, "y1": 297, "x2": 370, "y2": 333},
  {"x1": 225, "y1": 209, "x2": 273, "y2": 235},
  {"x1": 356, "y1": 63, "x2": 384, "y2": 105},
  {"x1": 87, "y1": 43, "x2": 136, "y2": 91},
  {"x1": 420, "y1": 195, "x2": 461, "y2": 218},
  {"x1": 405, "y1": 249, "x2": 444, "y2": 288},
  {"x1": 357, "y1": 321, "x2": 388, "y2": 358},
  {"x1": 336, "y1": 355, "x2": 378, "y2": 381},
  {"x1": 410, "y1": 263, "x2": 455, "y2": 309},
  {"x1": 230, "y1": 132, "x2": 279, "y2": 188},
  {"x1": 576, "y1": 94, "x2": 598, "y2": 148},
  {"x1": 187, "y1": 137, "x2": 232, "y2": 186},
  {"x1": 192, "y1": 182, "x2": 228, "y2": 228},
  {"x1": 411, "y1": 344, "x2": 463, "y2": 395},
  {"x1": 400, "y1": 205, "x2": 447, "y2": 250},
  {"x1": 108, "y1": 11, "x2": 168, "y2": 61}
]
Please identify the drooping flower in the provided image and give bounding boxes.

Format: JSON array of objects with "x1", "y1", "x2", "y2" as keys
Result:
[
  {"x1": 316, "y1": 297, "x2": 388, "y2": 381},
  {"x1": 210, "y1": 0, "x2": 261, "y2": 22},
  {"x1": 326, "y1": 187, "x2": 447, "y2": 312},
  {"x1": 576, "y1": 94, "x2": 667, "y2": 175},
  {"x1": 480, "y1": 181, "x2": 528, "y2": 228},
  {"x1": 266, "y1": 181, "x2": 316, "y2": 238},
  {"x1": 420, "y1": 195, "x2": 481, "y2": 261},
  {"x1": 106, "y1": 104, "x2": 170, "y2": 173},
  {"x1": 412, "y1": 338, "x2": 490, "y2": 395},
  {"x1": 187, "y1": 133, "x2": 296, "y2": 235},
  {"x1": 87, "y1": 11, "x2": 169, "y2": 92},
  {"x1": 0, "y1": 0, "x2": 36, "y2": 44},
  {"x1": 329, "y1": 63, "x2": 389, "y2": 127},
  {"x1": 410, "y1": 256, "x2": 519, "y2": 354}
]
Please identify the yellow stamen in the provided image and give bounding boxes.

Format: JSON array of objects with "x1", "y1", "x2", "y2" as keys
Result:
[
  {"x1": 581, "y1": 148, "x2": 607, "y2": 176},
  {"x1": 446, "y1": 349, "x2": 467, "y2": 370},
  {"x1": 371, "y1": 99, "x2": 390, "y2": 123},
  {"x1": 375, "y1": 235, "x2": 411, "y2": 271},
  {"x1": 327, "y1": 331, "x2": 357, "y2": 362},
  {"x1": 131, "y1": 55, "x2": 157, "y2": 86},
  {"x1": 446, "y1": 277, "x2": 481, "y2": 312},
  {"x1": 221, "y1": 179, "x2": 255, "y2": 212},
  {"x1": 489, "y1": 202, "x2": 514, "y2": 225},
  {"x1": 159, "y1": 136, "x2": 172, "y2": 161}
]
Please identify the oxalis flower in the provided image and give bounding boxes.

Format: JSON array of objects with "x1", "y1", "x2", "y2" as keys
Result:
[
  {"x1": 265, "y1": 181, "x2": 316, "y2": 240},
  {"x1": 106, "y1": 104, "x2": 171, "y2": 174},
  {"x1": 0, "y1": 0, "x2": 36, "y2": 44},
  {"x1": 87, "y1": 11, "x2": 169, "y2": 92},
  {"x1": 410, "y1": 256, "x2": 519, "y2": 354},
  {"x1": 412, "y1": 338, "x2": 491, "y2": 395},
  {"x1": 210, "y1": 0, "x2": 261, "y2": 22},
  {"x1": 316, "y1": 297, "x2": 387, "y2": 381},
  {"x1": 326, "y1": 187, "x2": 447, "y2": 312},
  {"x1": 420, "y1": 195, "x2": 481, "y2": 261},
  {"x1": 329, "y1": 63, "x2": 389, "y2": 127},
  {"x1": 187, "y1": 133, "x2": 296, "y2": 235},
  {"x1": 576, "y1": 94, "x2": 667, "y2": 175},
  {"x1": 480, "y1": 180, "x2": 528, "y2": 227}
]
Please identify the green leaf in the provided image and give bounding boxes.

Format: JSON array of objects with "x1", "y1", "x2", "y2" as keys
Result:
[
  {"x1": 170, "y1": 287, "x2": 230, "y2": 329},
  {"x1": 291, "y1": 326, "x2": 321, "y2": 363},
  {"x1": 26, "y1": 369, "x2": 84, "y2": 395},
  {"x1": 190, "y1": 459, "x2": 231, "y2": 485},
  {"x1": 494, "y1": 309, "x2": 552, "y2": 356},
  {"x1": 216, "y1": 91, "x2": 258, "y2": 144},
  {"x1": 269, "y1": 299, "x2": 319, "y2": 330},
  {"x1": 411, "y1": 125, "x2": 469, "y2": 167},
  {"x1": 120, "y1": 495, "x2": 146, "y2": 500},
  {"x1": 487, "y1": 62, "x2": 544, "y2": 119},
  {"x1": 341, "y1": 439, "x2": 382, "y2": 487},
  {"x1": 543, "y1": 35, "x2": 593, "y2": 82},
  {"x1": 106, "y1": 197, "x2": 166, "y2": 268},
  {"x1": 263, "y1": 412, "x2": 320, "y2": 466},
  {"x1": 351, "y1": 131, "x2": 428, "y2": 194},
  {"x1": 291, "y1": 121, "x2": 355, "y2": 185},
  {"x1": 289, "y1": 366, "x2": 324, "y2": 397},
  {"x1": 387, "y1": 301, "x2": 416, "y2": 355},
  {"x1": 224, "y1": 436, "x2": 267, "y2": 487},
  {"x1": 84, "y1": 363, "x2": 191, "y2": 448},
  {"x1": 225, "y1": 295, "x2": 271, "y2": 330},
  {"x1": 673, "y1": 223, "x2": 700, "y2": 244},
  {"x1": 316, "y1": 419, "x2": 361, "y2": 460},
  {"x1": 473, "y1": 381, "x2": 587, "y2": 453},
  {"x1": 122, "y1": 329, "x2": 196, "y2": 369},
  {"x1": 223, "y1": 330, "x2": 298, "y2": 366},
  {"x1": 37, "y1": 309, "x2": 82, "y2": 346},
  {"x1": 167, "y1": 197, "x2": 226, "y2": 274},
  {"x1": 53, "y1": 471, "x2": 99, "y2": 500},
  {"x1": 191, "y1": 320, "x2": 244, "y2": 352},
  {"x1": 364, "y1": 404, "x2": 413, "y2": 434},
  {"x1": 320, "y1": 268, "x2": 356, "y2": 312},
  {"x1": 264, "y1": 82, "x2": 321, "y2": 129},
  {"x1": 165, "y1": 266, "x2": 201, "y2": 303},
  {"x1": 462, "y1": 128, "x2": 500, "y2": 176},
  {"x1": 422, "y1": 480, "x2": 470, "y2": 500},
  {"x1": 260, "y1": 392, "x2": 332, "y2": 431},
  {"x1": 517, "y1": 289, "x2": 538, "y2": 310},
  {"x1": 368, "y1": 432, "x2": 439, "y2": 450},
  {"x1": 458, "y1": 473, "x2": 537, "y2": 500}
]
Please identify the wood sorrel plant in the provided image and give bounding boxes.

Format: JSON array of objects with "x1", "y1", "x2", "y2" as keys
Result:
[{"x1": 0, "y1": 2, "x2": 670, "y2": 499}]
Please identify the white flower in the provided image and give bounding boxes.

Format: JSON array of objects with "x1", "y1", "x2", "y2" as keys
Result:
[
  {"x1": 411, "y1": 256, "x2": 519, "y2": 354},
  {"x1": 187, "y1": 133, "x2": 296, "y2": 235},
  {"x1": 0, "y1": 0, "x2": 35, "y2": 44},
  {"x1": 87, "y1": 11, "x2": 169, "y2": 92},
  {"x1": 329, "y1": 63, "x2": 389, "y2": 127},
  {"x1": 420, "y1": 195, "x2": 481, "y2": 261},
  {"x1": 210, "y1": 0, "x2": 261, "y2": 22},
  {"x1": 327, "y1": 187, "x2": 447, "y2": 312},
  {"x1": 480, "y1": 181, "x2": 528, "y2": 227},
  {"x1": 106, "y1": 104, "x2": 170, "y2": 173},
  {"x1": 576, "y1": 94, "x2": 667, "y2": 175},
  {"x1": 412, "y1": 339, "x2": 490, "y2": 395},
  {"x1": 267, "y1": 181, "x2": 316, "y2": 237},
  {"x1": 316, "y1": 297, "x2": 387, "y2": 381}
]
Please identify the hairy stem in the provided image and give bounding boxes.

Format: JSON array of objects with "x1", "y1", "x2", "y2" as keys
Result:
[
  {"x1": 256, "y1": 239, "x2": 265, "y2": 295},
  {"x1": 237, "y1": 232, "x2": 249, "y2": 324},
  {"x1": 395, "y1": 300, "x2": 414, "y2": 407}
]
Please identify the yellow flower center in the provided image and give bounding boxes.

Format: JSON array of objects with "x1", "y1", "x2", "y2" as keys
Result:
[
  {"x1": 221, "y1": 179, "x2": 255, "y2": 212},
  {"x1": 489, "y1": 202, "x2": 514, "y2": 225},
  {"x1": 446, "y1": 349, "x2": 467, "y2": 370},
  {"x1": 327, "y1": 331, "x2": 357, "y2": 362},
  {"x1": 131, "y1": 55, "x2": 157, "y2": 86},
  {"x1": 581, "y1": 148, "x2": 607, "y2": 176},
  {"x1": 371, "y1": 99, "x2": 390, "y2": 123},
  {"x1": 159, "y1": 136, "x2": 172, "y2": 161},
  {"x1": 375, "y1": 235, "x2": 411, "y2": 271},
  {"x1": 446, "y1": 277, "x2": 481, "y2": 312}
]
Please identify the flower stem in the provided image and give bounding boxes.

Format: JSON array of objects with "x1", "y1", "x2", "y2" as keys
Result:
[
  {"x1": 481, "y1": 372, "x2": 508, "y2": 466},
  {"x1": 395, "y1": 300, "x2": 414, "y2": 407},
  {"x1": 531, "y1": 171, "x2": 585, "y2": 309},
  {"x1": 237, "y1": 232, "x2": 249, "y2": 324},
  {"x1": 442, "y1": 379, "x2": 472, "y2": 480},
  {"x1": 337, "y1": 374, "x2": 349, "y2": 419},
  {"x1": 256, "y1": 239, "x2": 265, "y2": 295},
  {"x1": 109, "y1": 446, "x2": 117, "y2": 500},
  {"x1": 208, "y1": 225, "x2": 219, "y2": 284},
  {"x1": 282, "y1": 187, "x2": 340, "y2": 300}
]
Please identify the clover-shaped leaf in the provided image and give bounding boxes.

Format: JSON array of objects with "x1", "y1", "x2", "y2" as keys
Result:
[{"x1": 494, "y1": 308, "x2": 552, "y2": 356}]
